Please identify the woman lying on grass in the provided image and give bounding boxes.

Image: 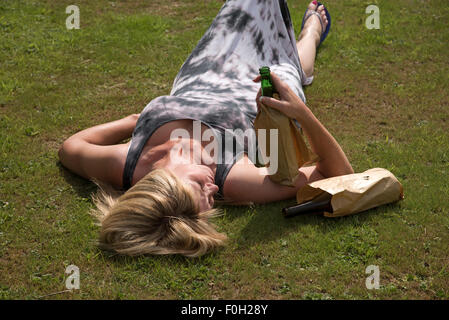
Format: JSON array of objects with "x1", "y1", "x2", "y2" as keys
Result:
[{"x1": 58, "y1": 0, "x2": 353, "y2": 257}]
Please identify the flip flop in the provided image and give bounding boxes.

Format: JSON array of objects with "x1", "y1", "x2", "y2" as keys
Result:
[{"x1": 300, "y1": 2, "x2": 331, "y2": 46}]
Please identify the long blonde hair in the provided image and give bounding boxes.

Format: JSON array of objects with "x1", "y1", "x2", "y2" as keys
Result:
[{"x1": 90, "y1": 169, "x2": 227, "y2": 257}]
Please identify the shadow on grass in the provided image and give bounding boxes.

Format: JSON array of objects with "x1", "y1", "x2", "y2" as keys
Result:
[
  {"x1": 57, "y1": 161, "x2": 102, "y2": 200},
  {"x1": 57, "y1": 160, "x2": 230, "y2": 267},
  {"x1": 222, "y1": 200, "x2": 402, "y2": 248},
  {"x1": 96, "y1": 194, "x2": 401, "y2": 268},
  {"x1": 91, "y1": 243, "x2": 225, "y2": 272},
  {"x1": 56, "y1": 158, "x2": 403, "y2": 268}
]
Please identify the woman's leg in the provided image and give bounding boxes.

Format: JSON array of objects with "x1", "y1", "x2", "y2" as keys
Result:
[{"x1": 296, "y1": 2, "x2": 328, "y2": 78}]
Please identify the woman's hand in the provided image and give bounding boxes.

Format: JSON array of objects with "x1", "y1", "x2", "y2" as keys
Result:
[
  {"x1": 252, "y1": 71, "x2": 354, "y2": 178},
  {"x1": 253, "y1": 72, "x2": 309, "y2": 121}
]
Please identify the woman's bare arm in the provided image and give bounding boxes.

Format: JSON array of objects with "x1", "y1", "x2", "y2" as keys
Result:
[
  {"x1": 224, "y1": 157, "x2": 324, "y2": 204},
  {"x1": 58, "y1": 114, "x2": 140, "y2": 187},
  {"x1": 254, "y1": 73, "x2": 353, "y2": 178},
  {"x1": 62, "y1": 113, "x2": 140, "y2": 146},
  {"x1": 223, "y1": 73, "x2": 353, "y2": 204}
]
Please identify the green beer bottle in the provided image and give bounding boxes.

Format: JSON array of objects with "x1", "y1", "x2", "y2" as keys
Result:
[{"x1": 259, "y1": 66, "x2": 277, "y2": 98}]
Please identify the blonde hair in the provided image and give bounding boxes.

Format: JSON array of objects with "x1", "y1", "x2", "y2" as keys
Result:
[{"x1": 90, "y1": 169, "x2": 227, "y2": 257}]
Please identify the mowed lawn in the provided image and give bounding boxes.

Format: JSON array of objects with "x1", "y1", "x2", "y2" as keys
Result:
[{"x1": 0, "y1": 0, "x2": 448, "y2": 299}]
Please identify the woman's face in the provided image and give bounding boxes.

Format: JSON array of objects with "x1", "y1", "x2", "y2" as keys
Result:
[
  {"x1": 171, "y1": 163, "x2": 219, "y2": 212},
  {"x1": 162, "y1": 138, "x2": 219, "y2": 211}
]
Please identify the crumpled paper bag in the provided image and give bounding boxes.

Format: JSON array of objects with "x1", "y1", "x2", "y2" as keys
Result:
[
  {"x1": 296, "y1": 168, "x2": 404, "y2": 217},
  {"x1": 254, "y1": 93, "x2": 318, "y2": 186}
]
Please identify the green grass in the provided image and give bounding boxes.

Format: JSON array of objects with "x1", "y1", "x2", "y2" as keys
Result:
[{"x1": 1, "y1": 0, "x2": 448, "y2": 299}]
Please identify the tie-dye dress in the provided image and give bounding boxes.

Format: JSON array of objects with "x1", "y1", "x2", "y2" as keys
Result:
[{"x1": 123, "y1": 0, "x2": 312, "y2": 197}]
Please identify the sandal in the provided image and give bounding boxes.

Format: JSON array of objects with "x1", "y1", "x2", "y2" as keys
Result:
[{"x1": 300, "y1": 2, "x2": 331, "y2": 46}]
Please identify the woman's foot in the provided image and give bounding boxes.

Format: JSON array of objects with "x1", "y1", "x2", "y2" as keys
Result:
[
  {"x1": 296, "y1": 1, "x2": 329, "y2": 79},
  {"x1": 298, "y1": 1, "x2": 329, "y2": 47}
]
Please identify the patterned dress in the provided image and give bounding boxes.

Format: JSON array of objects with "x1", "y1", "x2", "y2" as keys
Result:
[{"x1": 123, "y1": 0, "x2": 311, "y2": 197}]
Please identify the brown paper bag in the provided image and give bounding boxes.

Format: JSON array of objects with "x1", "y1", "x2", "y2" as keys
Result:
[
  {"x1": 254, "y1": 93, "x2": 318, "y2": 186},
  {"x1": 296, "y1": 168, "x2": 404, "y2": 217}
]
